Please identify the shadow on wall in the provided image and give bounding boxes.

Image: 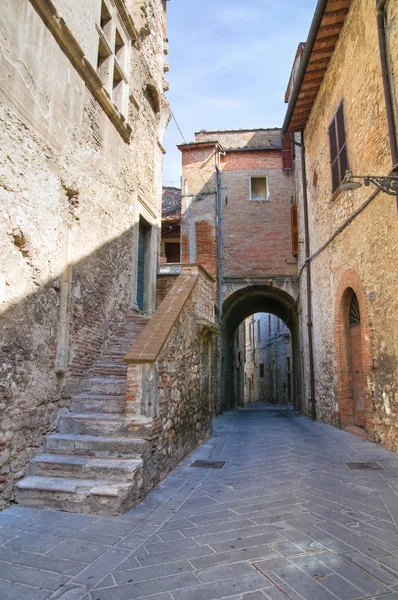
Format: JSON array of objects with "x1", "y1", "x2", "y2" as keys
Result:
[{"x1": 0, "y1": 224, "x2": 159, "y2": 507}]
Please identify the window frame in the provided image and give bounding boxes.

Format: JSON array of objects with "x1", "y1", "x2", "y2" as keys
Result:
[
  {"x1": 95, "y1": 0, "x2": 131, "y2": 118},
  {"x1": 249, "y1": 176, "x2": 269, "y2": 202},
  {"x1": 328, "y1": 100, "x2": 349, "y2": 194}
]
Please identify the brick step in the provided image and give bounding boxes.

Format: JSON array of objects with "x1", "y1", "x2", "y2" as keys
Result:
[
  {"x1": 15, "y1": 476, "x2": 142, "y2": 516},
  {"x1": 123, "y1": 314, "x2": 150, "y2": 323},
  {"x1": 30, "y1": 454, "x2": 143, "y2": 481},
  {"x1": 45, "y1": 433, "x2": 150, "y2": 457},
  {"x1": 90, "y1": 363, "x2": 128, "y2": 377},
  {"x1": 70, "y1": 394, "x2": 125, "y2": 414},
  {"x1": 59, "y1": 413, "x2": 155, "y2": 439},
  {"x1": 103, "y1": 346, "x2": 132, "y2": 356},
  {"x1": 106, "y1": 335, "x2": 137, "y2": 344},
  {"x1": 82, "y1": 378, "x2": 126, "y2": 396}
]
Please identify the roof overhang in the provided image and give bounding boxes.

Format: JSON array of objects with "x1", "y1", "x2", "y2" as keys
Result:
[
  {"x1": 283, "y1": 0, "x2": 352, "y2": 135},
  {"x1": 177, "y1": 141, "x2": 224, "y2": 152}
]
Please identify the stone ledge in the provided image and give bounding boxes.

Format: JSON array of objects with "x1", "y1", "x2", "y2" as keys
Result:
[
  {"x1": 124, "y1": 273, "x2": 199, "y2": 364},
  {"x1": 29, "y1": 0, "x2": 132, "y2": 142}
]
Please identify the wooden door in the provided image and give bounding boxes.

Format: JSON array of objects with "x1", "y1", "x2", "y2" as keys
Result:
[{"x1": 137, "y1": 228, "x2": 145, "y2": 311}]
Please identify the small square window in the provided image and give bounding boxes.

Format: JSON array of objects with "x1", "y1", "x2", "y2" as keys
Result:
[
  {"x1": 112, "y1": 65, "x2": 124, "y2": 111},
  {"x1": 100, "y1": 1, "x2": 112, "y2": 38},
  {"x1": 115, "y1": 29, "x2": 126, "y2": 69},
  {"x1": 250, "y1": 177, "x2": 268, "y2": 201}
]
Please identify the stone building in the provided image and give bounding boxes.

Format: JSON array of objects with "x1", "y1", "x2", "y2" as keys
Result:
[
  {"x1": 178, "y1": 129, "x2": 299, "y2": 412},
  {"x1": 0, "y1": 0, "x2": 218, "y2": 514},
  {"x1": 283, "y1": 0, "x2": 398, "y2": 447},
  {"x1": 243, "y1": 314, "x2": 292, "y2": 405}
]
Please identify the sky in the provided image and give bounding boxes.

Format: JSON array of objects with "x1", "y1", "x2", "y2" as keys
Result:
[{"x1": 162, "y1": 0, "x2": 317, "y2": 187}]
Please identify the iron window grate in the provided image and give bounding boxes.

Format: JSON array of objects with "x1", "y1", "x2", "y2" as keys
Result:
[
  {"x1": 345, "y1": 462, "x2": 384, "y2": 470},
  {"x1": 190, "y1": 460, "x2": 226, "y2": 469}
]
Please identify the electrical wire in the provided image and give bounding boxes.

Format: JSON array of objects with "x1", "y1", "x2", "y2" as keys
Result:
[{"x1": 169, "y1": 107, "x2": 215, "y2": 197}]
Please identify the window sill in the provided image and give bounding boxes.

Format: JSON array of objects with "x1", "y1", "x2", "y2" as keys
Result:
[{"x1": 30, "y1": 0, "x2": 132, "y2": 143}]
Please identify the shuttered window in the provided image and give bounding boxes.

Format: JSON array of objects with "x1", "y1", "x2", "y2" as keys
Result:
[
  {"x1": 282, "y1": 134, "x2": 294, "y2": 171},
  {"x1": 291, "y1": 203, "x2": 298, "y2": 256},
  {"x1": 329, "y1": 101, "x2": 348, "y2": 193}
]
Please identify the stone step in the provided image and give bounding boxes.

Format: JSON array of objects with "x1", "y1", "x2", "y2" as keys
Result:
[
  {"x1": 59, "y1": 413, "x2": 155, "y2": 439},
  {"x1": 30, "y1": 454, "x2": 143, "y2": 481},
  {"x1": 70, "y1": 394, "x2": 125, "y2": 414},
  {"x1": 45, "y1": 433, "x2": 150, "y2": 457},
  {"x1": 15, "y1": 476, "x2": 142, "y2": 516},
  {"x1": 83, "y1": 378, "x2": 126, "y2": 395}
]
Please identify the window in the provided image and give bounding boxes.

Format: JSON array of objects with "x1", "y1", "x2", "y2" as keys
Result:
[
  {"x1": 96, "y1": 0, "x2": 130, "y2": 116},
  {"x1": 329, "y1": 101, "x2": 348, "y2": 193},
  {"x1": 250, "y1": 177, "x2": 268, "y2": 201},
  {"x1": 257, "y1": 320, "x2": 261, "y2": 342},
  {"x1": 290, "y1": 203, "x2": 298, "y2": 256},
  {"x1": 282, "y1": 134, "x2": 294, "y2": 171},
  {"x1": 268, "y1": 314, "x2": 271, "y2": 334},
  {"x1": 259, "y1": 363, "x2": 264, "y2": 378}
]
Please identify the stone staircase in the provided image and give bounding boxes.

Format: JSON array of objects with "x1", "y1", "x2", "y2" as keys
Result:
[{"x1": 15, "y1": 313, "x2": 153, "y2": 515}]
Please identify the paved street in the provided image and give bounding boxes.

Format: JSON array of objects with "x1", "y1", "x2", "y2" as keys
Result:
[{"x1": 2, "y1": 404, "x2": 398, "y2": 599}]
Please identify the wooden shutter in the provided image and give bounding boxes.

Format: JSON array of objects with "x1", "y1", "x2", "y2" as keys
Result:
[
  {"x1": 329, "y1": 101, "x2": 348, "y2": 193},
  {"x1": 291, "y1": 203, "x2": 298, "y2": 256},
  {"x1": 282, "y1": 134, "x2": 294, "y2": 171}
]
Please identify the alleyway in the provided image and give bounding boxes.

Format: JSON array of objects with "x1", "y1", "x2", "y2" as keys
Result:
[{"x1": 2, "y1": 405, "x2": 398, "y2": 599}]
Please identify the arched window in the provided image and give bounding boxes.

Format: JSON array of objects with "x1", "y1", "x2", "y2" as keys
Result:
[{"x1": 349, "y1": 293, "x2": 360, "y2": 327}]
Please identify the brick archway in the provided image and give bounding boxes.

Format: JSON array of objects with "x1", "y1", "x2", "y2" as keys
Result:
[{"x1": 334, "y1": 269, "x2": 373, "y2": 434}]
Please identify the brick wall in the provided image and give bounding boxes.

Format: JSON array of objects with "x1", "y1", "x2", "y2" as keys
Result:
[{"x1": 180, "y1": 131, "x2": 296, "y2": 280}]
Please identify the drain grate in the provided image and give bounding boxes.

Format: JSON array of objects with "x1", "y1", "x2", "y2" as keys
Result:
[
  {"x1": 345, "y1": 462, "x2": 384, "y2": 470},
  {"x1": 190, "y1": 460, "x2": 226, "y2": 469}
]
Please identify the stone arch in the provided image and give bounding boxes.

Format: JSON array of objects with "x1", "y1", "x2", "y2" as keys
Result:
[
  {"x1": 221, "y1": 284, "x2": 300, "y2": 412},
  {"x1": 334, "y1": 269, "x2": 373, "y2": 433}
]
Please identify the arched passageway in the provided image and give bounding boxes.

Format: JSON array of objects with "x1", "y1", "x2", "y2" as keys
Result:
[{"x1": 221, "y1": 285, "x2": 300, "y2": 413}]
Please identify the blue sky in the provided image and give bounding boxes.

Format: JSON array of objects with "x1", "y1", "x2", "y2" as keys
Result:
[{"x1": 162, "y1": 0, "x2": 317, "y2": 187}]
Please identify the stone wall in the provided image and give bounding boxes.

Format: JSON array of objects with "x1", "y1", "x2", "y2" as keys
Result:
[
  {"x1": 0, "y1": 0, "x2": 169, "y2": 507},
  {"x1": 289, "y1": 0, "x2": 398, "y2": 445},
  {"x1": 125, "y1": 266, "x2": 219, "y2": 490}
]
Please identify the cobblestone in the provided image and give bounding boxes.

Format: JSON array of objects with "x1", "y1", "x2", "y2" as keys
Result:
[{"x1": 2, "y1": 404, "x2": 398, "y2": 599}]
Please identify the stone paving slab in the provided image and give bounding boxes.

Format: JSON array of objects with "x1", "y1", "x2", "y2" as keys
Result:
[{"x1": 3, "y1": 404, "x2": 398, "y2": 599}]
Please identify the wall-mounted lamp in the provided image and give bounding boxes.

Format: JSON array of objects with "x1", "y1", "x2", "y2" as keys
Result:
[{"x1": 339, "y1": 170, "x2": 398, "y2": 196}]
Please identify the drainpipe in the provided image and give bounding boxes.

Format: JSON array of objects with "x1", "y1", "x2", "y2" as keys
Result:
[
  {"x1": 301, "y1": 132, "x2": 316, "y2": 421},
  {"x1": 376, "y1": 0, "x2": 398, "y2": 212},
  {"x1": 215, "y1": 147, "x2": 224, "y2": 412},
  {"x1": 215, "y1": 148, "x2": 223, "y2": 316}
]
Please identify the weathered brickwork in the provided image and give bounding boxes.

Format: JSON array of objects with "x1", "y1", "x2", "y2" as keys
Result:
[
  {"x1": 0, "y1": 0, "x2": 169, "y2": 508},
  {"x1": 286, "y1": 0, "x2": 398, "y2": 448},
  {"x1": 180, "y1": 130, "x2": 296, "y2": 279},
  {"x1": 179, "y1": 129, "x2": 298, "y2": 413}
]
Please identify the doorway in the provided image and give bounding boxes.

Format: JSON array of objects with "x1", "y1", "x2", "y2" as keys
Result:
[{"x1": 137, "y1": 224, "x2": 146, "y2": 311}]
